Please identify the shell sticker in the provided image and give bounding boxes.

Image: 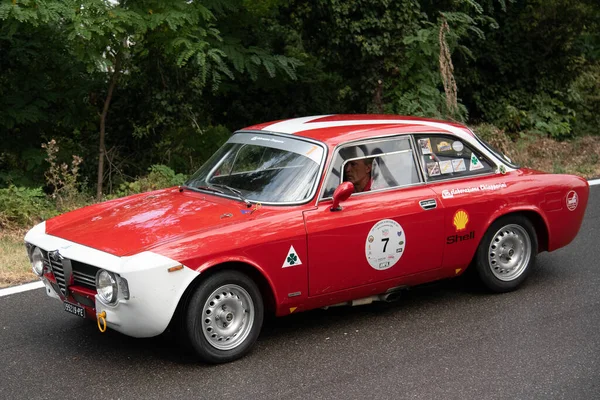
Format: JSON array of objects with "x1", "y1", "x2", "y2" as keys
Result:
[
  {"x1": 365, "y1": 219, "x2": 406, "y2": 271},
  {"x1": 453, "y1": 210, "x2": 469, "y2": 231},
  {"x1": 282, "y1": 245, "x2": 302, "y2": 268}
]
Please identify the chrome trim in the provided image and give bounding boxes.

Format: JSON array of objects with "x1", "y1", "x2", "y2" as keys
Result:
[
  {"x1": 419, "y1": 199, "x2": 437, "y2": 210},
  {"x1": 413, "y1": 133, "x2": 499, "y2": 184},
  {"x1": 409, "y1": 135, "x2": 427, "y2": 183},
  {"x1": 73, "y1": 270, "x2": 96, "y2": 287}
]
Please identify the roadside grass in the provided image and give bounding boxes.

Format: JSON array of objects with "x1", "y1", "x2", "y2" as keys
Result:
[
  {"x1": 0, "y1": 229, "x2": 35, "y2": 288},
  {"x1": 1, "y1": 133, "x2": 599, "y2": 288},
  {"x1": 474, "y1": 127, "x2": 600, "y2": 179}
]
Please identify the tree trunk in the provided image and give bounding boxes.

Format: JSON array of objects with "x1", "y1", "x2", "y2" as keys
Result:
[{"x1": 96, "y1": 54, "x2": 122, "y2": 200}]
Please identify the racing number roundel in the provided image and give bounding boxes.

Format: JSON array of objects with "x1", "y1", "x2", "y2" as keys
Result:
[{"x1": 365, "y1": 219, "x2": 406, "y2": 270}]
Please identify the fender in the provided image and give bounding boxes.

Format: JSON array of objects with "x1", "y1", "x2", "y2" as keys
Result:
[
  {"x1": 195, "y1": 255, "x2": 281, "y2": 310},
  {"x1": 481, "y1": 204, "x2": 550, "y2": 250}
]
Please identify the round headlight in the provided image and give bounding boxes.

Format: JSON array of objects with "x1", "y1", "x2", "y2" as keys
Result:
[
  {"x1": 31, "y1": 247, "x2": 44, "y2": 276},
  {"x1": 96, "y1": 270, "x2": 118, "y2": 304}
]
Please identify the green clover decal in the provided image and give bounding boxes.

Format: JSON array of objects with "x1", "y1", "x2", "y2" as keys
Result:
[
  {"x1": 471, "y1": 155, "x2": 479, "y2": 165},
  {"x1": 287, "y1": 253, "x2": 298, "y2": 265}
]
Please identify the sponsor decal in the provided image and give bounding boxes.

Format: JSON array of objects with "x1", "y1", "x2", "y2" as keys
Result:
[
  {"x1": 437, "y1": 141, "x2": 452, "y2": 152},
  {"x1": 447, "y1": 230, "x2": 475, "y2": 245},
  {"x1": 451, "y1": 158, "x2": 466, "y2": 172},
  {"x1": 469, "y1": 153, "x2": 484, "y2": 171},
  {"x1": 427, "y1": 162, "x2": 441, "y2": 177},
  {"x1": 365, "y1": 219, "x2": 406, "y2": 271},
  {"x1": 439, "y1": 160, "x2": 454, "y2": 174},
  {"x1": 251, "y1": 136, "x2": 284, "y2": 144},
  {"x1": 566, "y1": 190, "x2": 578, "y2": 211},
  {"x1": 448, "y1": 209, "x2": 474, "y2": 244},
  {"x1": 452, "y1": 141, "x2": 464, "y2": 152},
  {"x1": 418, "y1": 138, "x2": 433, "y2": 154},
  {"x1": 282, "y1": 245, "x2": 303, "y2": 268},
  {"x1": 452, "y1": 209, "x2": 469, "y2": 231},
  {"x1": 441, "y1": 182, "x2": 507, "y2": 199}
]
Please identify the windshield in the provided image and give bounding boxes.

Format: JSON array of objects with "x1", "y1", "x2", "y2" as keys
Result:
[{"x1": 185, "y1": 133, "x2": 325, "y2": 204}]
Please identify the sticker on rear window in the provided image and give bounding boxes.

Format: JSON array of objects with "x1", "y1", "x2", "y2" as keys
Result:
[
  {"x1": 451, "y1": 158, "x2": 466, "y2": 172},
  {"x1": 470, "y1": 153, "x2": 484, "y2": 171},
  {"x1": 437, "y1": 141, "x2": 451, "y2": 152},
  {"x1": 418, "y1": 138, "x2": 433, "y2": 154},
  {"x1": 365, "y1": 219, "x2": 406, "y2": 271},
  {"x1": 452, "y1": 141, "x2": 464, "y2": 152},
  {"x1": 439, "y1": 160, "x2": 453, "y2": 174},
  {"x1": 427, "y1": 162, "x2": 441, "y2": 176}
]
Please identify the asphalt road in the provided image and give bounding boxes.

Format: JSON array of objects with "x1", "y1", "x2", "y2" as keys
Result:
[{"x1": 1, "y1": 186, "x2": 599, "y2": 400}]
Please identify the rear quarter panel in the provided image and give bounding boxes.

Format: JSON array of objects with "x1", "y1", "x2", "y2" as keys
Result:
[{"x1": 430, "y1": 169, "x2": 589, "y2": 274}]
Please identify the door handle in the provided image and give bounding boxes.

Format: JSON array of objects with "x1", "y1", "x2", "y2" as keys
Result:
[{"x1": 419, "y1": 199, "x2": 437, "y2": 210}]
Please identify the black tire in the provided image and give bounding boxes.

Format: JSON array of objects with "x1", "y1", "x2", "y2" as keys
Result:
[
  {"x1": 473, "y1": 215, "x2": 538, "y2": 293},
  {"x1": 182, "y1": 270, "x2": 264, "y2": 363}
]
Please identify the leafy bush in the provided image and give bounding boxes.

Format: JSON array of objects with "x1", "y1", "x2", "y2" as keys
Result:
[
  {"x1": 569, "y1": 64, "x2": 600, "y2": 137},
  {"x1": 0, "y1": 186, "x2": 57, "y2": 229},
  {"x1": 114, "y1": 165, "x2": 188, "y2": 198},
  {"x1": 492, "y1": 94, "x2": 575, "y2": 140}
]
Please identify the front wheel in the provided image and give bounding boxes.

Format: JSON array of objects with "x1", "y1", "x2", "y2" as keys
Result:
[
  {"x1": 473, "y1": 215, "x2": 538, "y2": 293},
  {"x1": 182, "y1": 270, "x2": 264, "y2": 363}
]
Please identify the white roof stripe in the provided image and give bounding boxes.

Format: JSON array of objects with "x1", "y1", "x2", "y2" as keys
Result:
[
  {"x1": 262, "y1": 116, "x2": 515, "y2": 172},
  {"x1": 262, "y1": 116, "x2": 466, "y2": 136},
  {"x1": 262, "y1": 115, "x2": 332, "y2": 134}
]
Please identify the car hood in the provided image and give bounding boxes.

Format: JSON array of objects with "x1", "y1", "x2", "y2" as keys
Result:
[{"x1": 45, "y1": 188, "x2": 248, "y2": 257}]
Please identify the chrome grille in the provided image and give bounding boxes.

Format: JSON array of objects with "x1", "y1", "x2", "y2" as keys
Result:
[
  {"x1": 41, "y1": 250, "x2": 99, "y2": 294},
  {"x1": 73, "y1": 270, "x2": 96, "y2": 287},
  {"x1": 46, "y1": 251, "x2": 66, "y2": 295}
]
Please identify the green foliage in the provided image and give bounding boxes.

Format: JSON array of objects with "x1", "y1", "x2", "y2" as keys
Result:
[
  {"x1": 114, "y1": 165, "x2": 187, "y2": 198},
  {"x1": 0, "y1": 186, "x2": 57, "y2": 229},
  {"x1": 0, "y1": 0, "x2": 599, "y2": 202}
]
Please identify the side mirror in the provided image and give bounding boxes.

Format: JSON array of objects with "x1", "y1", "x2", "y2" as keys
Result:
[{"x1": 331, "y1": 182, "x2": 354, "y2": 211}]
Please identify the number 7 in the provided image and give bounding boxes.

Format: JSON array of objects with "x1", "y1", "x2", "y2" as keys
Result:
[{"x1": 381, "y1": 238, "x2": 389, "y2": 252}]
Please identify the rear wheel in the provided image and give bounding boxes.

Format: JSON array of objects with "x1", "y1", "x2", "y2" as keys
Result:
[
  {"x1": 183, "y1": 270, "x2": 264, "y2": 363},
  {"x1": 474, "y1": 215, "x2": 538, "y2": 293}
]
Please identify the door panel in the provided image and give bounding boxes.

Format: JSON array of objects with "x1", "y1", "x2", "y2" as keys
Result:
[{"x1": 304, "y1": 186, "x2": 445, "y2": 296}]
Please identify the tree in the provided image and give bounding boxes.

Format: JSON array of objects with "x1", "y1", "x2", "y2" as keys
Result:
[{"x1": 1, "y1": 0, "x2": 300, "y2": 199}]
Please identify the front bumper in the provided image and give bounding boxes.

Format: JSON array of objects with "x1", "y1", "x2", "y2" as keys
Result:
[{"x1": 25, "y1": 222, "x2": 200, "y2": 338}]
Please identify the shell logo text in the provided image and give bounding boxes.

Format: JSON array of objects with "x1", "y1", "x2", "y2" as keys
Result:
[{"x1": 453, "y1": 210, "x2": 469, "y2": 231}]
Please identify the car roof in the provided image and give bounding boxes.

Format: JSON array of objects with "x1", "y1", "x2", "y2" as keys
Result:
[{"x1": 241, "y1": 114, "x2": 473, "y2": 146}]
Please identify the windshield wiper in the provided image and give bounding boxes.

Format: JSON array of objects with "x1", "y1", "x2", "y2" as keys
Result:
[
  {"x1": 179, "y1": 185, "x2": 224, "y2": 194},
  {"x1": 211, "y1": 184, "x2": 252, "y2": 208}
]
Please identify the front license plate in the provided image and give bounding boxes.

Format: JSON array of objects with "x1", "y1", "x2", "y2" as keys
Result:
[{"x1": 64, "y1": 302, "x2": 86, "y2": 318}]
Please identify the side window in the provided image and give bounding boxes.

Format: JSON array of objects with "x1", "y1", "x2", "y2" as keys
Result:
[
  {"x1": 322, "y1": 137, "x2": 420, "y2": 198},
  {"x1": 415, "y1": 135, "x2": 493, "y2": 180}
]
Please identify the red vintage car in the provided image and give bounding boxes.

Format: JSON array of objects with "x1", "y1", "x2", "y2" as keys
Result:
[{"x1": 25, "y1": 115, "x2": 589, "y2": 363}]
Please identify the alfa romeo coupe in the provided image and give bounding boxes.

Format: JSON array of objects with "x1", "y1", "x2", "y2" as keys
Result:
[{"x1": 24, "y1": 115, "x2": 589, "y2": 363}]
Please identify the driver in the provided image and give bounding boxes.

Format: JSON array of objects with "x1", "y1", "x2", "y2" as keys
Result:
[{"x1": 344, "y1": 158, "x2": 373, "y2": 193}]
